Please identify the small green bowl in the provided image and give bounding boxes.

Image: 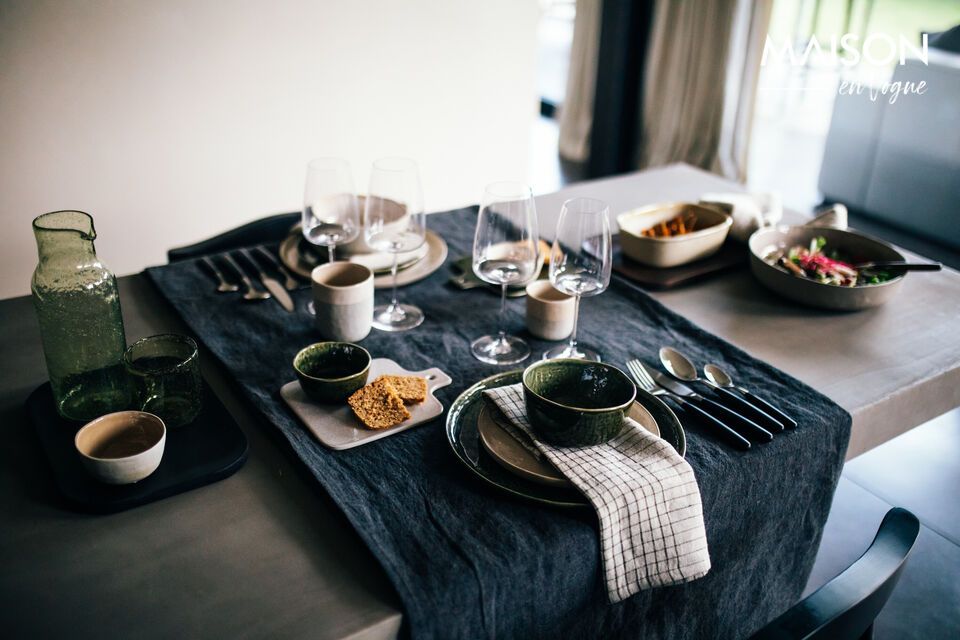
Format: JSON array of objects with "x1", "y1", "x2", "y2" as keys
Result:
[
  {"x1": 522, "y1": 359, "x2": 637, "y2": 447},
  {"x1": 293, "y1": 342, "x2": 371, "y2": 403}
]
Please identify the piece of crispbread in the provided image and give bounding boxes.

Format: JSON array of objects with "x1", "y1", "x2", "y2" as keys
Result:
[
  {"x1": 347, "y1": 378, "x2": 410, "y2": 430},
  {"x1": 376, "y1": 375, "x2": 427, "y2": 404}
]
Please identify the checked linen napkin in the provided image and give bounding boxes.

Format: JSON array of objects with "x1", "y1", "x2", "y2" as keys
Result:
[{"x1": 483, "y1": 384, "x2": 711, "y2": 603}]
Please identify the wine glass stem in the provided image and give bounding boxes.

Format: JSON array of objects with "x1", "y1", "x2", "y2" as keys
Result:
[
  {"x1": 497, "y1": 282, "x2": 508, "y2": 344},
  {"x1": 568, "y1": 294, "x2": 581, "y2": 352},
  {"x1": 328, "y1": 245, "x2": 336, "y2": 263},
  {"x1": 389, "y1": 251, "x2": 400, "y2": 310}
]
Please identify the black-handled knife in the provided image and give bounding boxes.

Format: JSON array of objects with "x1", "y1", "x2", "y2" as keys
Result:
[
  {"x1": 734, "y1": 387, "x2": 798, "y2": 429},
  {"x1": 649, "y1": 368, "x2": 774, "y2": 443},
  {"x1": 691, "y1": 395, "x2": 774, "y2": 443},
  {"x1": 711, "y1": 386, "x2": 785, "y2": 433},
  {"x1": 667, "y1": 397, "x2": 752, "y2": 451}
]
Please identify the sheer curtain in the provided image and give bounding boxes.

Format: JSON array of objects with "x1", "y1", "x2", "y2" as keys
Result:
[
  {"x1": 560, "y1": 0, "x2": 773, "y2": 181},
  {"x1": 558, "y1": 0, "x2": 602, "y2": 163},
  {"x1": 639, "y1": 0, "x2": 773, "y2": 181}
]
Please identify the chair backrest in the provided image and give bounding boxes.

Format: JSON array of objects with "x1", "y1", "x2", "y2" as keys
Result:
[
  {"x1": 167, "y1": 212, "x2": 299, "y2": 262},
  {"x1": 750, "y1": 507, "x2": 920, "y2": 640}
]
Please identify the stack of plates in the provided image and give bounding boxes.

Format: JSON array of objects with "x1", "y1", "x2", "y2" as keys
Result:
[
  {"x1": 446, "y1": 370, "x2": 686, "y2": 508},
  {"x1": 279, "y1": 224, "x2": 448, "y2": 289}
]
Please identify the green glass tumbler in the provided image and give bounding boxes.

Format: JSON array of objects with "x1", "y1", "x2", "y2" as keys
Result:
[{"x1": 124, "y1": 334, "x2": 202, "y2": 428}]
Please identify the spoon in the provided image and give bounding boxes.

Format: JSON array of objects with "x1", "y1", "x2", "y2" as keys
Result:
[
  {"x1": 659, "y1": 347, "x2": 782, "y2": 436},
  {"x1": 222, "y1": 253, "x2": 271, "y2": 301},
  {"x1": 201, "y1": 256, "x2": 239, "y2": 293},
  {"x1": 704, "y1": 364, "x2": 798, "y2": 429}
]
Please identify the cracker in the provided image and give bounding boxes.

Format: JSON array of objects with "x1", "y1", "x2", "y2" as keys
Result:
[
  {"x1": 376, "y1": 375, "x2": 428, "y2": 404},
  {"x1": 347, "y1": 378, "x2": 410, "y2": 430}
]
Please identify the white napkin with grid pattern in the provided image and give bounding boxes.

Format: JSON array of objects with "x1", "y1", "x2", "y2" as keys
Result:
[{"x1": 483, "y1": 384, "x2": 711, "y2": 603}]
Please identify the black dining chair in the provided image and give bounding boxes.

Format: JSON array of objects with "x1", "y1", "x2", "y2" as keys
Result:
[
  {"x1": 750, "y1": 507, "x2": 920, "y2": 640},
  {"x1": 167, "y1": 212, "x2": 299, "y2": 262}
]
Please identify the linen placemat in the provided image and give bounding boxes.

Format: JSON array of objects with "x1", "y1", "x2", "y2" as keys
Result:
[
  {"x1": 145, "y1": 206, "x2": 852, "y2": 640},
  {"x1": 484, "y1": 384, "x2": 711, "y2": 602}
]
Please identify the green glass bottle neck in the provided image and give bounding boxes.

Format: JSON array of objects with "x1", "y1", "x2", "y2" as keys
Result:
[{"x1": 33, "y1": 211, "x2": 100, "y2": 266}]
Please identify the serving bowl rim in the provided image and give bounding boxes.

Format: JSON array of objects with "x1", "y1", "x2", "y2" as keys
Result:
[{"x1": 522, "y1": 359, "x2": 637, "y2": 413}]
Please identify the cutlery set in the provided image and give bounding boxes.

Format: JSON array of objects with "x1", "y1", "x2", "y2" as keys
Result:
[
  {"x1": 626, "y1": 348, "x2": 796, "y2": 451},
  {"x1": 201, "y1": 248, "x2": 300, "y2": 312}
]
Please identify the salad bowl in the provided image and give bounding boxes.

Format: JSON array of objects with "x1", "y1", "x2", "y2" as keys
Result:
[{"x1": 748, "y1": 225, "x2": 906, "y2": 311}]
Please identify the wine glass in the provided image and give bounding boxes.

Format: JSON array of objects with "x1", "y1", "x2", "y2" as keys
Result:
[
  {"x1": 544, "y1": 197, "x2": 612, "y2": 361},
  {"x1": 364, "y1": 157, "x2": 426, "y2": 332},
  {"x1": 302, "y1": 158, "x2": 360, "y2": 314},
  {"x1": 302, "y1": 157, "x2": 360, "y2": 263},
  {"x1": 471, "y1": 182, "x2": 540, "y2": 365}
]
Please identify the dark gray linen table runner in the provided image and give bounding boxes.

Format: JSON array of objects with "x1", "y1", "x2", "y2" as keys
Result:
[{"x1": 146, "y1": 206, "x2": 851, "y2": 639}]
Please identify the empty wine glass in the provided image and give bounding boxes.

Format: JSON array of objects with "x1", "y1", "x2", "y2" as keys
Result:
[
  {"x1": 471, "y1": 182, "x2": 540, "y2": 364},
  {"x1": 364, "y1": 157, "x2": 426, "y2": 332},
  {"x1": 544, "y1": 197, "x2": 612, "y2": 361},
  {"x1": 302, "y1": 158, "x2": 360, "y2": 314},
  {"x1": 302, "y1": 158, "x2": 360, "y2": 263}
]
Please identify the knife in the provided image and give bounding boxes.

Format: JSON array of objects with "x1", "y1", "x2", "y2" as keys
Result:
[
  {"x1": 240, "y1": 248, "x2": 295, "y2": 312},
  {"x1": 648, "y1": 367, "x2": 774, "y2": 443},
  {"x1": 255, "y1": 246, "x2": 301, "y2": 290}
]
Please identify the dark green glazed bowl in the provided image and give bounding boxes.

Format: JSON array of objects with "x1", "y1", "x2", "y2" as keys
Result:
[
  {"x1": 522, "y1": 359, "x2": 637, "y2": 447},
  {"x1": 293, "y1": 342, "x2": 371, "y2": 403}
]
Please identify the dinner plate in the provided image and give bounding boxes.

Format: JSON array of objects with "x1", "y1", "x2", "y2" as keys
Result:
[
  {"x1": 281, "y1": 358, "x2": 452, "y2": 450},
  {"x1": 446, "y1": 370, "x2": 685, "y2": 508},
  {"x1": 477, "y1": 400, "x2": 662, "y2": 489},
  {"x1": 279, "y1": 227, "x2": 448, "y2": 289}
]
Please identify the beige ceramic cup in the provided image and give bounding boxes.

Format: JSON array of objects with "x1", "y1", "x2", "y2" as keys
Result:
[
  {"x1": 525, "y1": 280, "x2": 576, "y2": 341},
  {"x1": 312, "y1": 262, "x2": 374, "y2": 342}
]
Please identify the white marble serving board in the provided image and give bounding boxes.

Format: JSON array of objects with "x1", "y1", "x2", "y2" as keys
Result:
[{"x1": 280, "y1": 358, "x2": 452, "y2": 450}]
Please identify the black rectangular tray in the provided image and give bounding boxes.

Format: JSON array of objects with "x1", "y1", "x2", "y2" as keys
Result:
[
  {"x1": 612, "y1": 239, "x2": 747, "y2": 290},
  {"x1": 26, "y1": 382, "x2": 248, "y2": 514}
]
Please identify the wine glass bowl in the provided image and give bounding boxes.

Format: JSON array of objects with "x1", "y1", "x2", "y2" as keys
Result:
[
  {"x1": 364, "y1": 157, "x2": 426, "y2": 332},
  {"x1": 470, "y1": 181, "x2": 539, "y2": 365},
  {"x1": 544, "y1": 197, "x2": 612, "y2": 362},
  {"x1": 302, "y1": 158, "x2": 360, "y2": 261}
]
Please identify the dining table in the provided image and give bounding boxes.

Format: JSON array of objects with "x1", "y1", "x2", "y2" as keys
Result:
[{"x1": 2, "y1": 163, "x2": 958, "y2": 639}]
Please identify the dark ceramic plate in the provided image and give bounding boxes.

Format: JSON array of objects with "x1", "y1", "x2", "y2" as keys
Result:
[{"x1": 446, "y1": 370, "x2": 686, "y2": 508}]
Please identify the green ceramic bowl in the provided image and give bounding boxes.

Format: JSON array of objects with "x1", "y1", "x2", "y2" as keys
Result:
[
  {"x1": 522, "y1": 359, "x2": 637, "y2": 447},
  {"x1": 293, "y1": 342, "x2": 371, "y2": 403}
]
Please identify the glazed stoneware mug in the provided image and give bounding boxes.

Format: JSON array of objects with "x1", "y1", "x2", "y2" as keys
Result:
[
  {"x1": 525, "y1": 280, "x2": 575, "y2": 341},
  {"x1": 312, "y1": 262, "x2": 374, "y2": 342}
]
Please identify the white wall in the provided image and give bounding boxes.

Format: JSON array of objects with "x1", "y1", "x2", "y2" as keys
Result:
[{"x1": 0, "y1": 0, "x2": 540, "y2": 298}]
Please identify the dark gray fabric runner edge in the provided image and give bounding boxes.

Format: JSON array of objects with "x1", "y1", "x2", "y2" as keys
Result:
[{"x1": 145, "y1": 206, "x2": 851, "y2": 640}]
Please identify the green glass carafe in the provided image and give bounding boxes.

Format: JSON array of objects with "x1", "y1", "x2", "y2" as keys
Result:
[{"x1": 31, "y1": 210, "x2": 131, "y2": 421}]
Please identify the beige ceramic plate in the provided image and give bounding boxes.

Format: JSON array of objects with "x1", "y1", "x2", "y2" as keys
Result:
[
  {"x1": 477, "y1": 401, "x2": 661, "y2": 488},
  {"x1": 280, "y1": 358, "x2": 452, "y2": 450},
  {"x1": 280, "y1": 228, "x2": 448, "y2": 289}
]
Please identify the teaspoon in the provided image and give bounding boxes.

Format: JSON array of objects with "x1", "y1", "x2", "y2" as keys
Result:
[
  {"x1": 659, "y1": 347, "x2": 782, "y2": 436},
  {"x1": 704, "y1": 363, "x2": 798, "y2": 429}
]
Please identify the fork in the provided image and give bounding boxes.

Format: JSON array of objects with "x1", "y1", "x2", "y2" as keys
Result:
[{"x1": 626, "y1": 359, "x2": 751, "y2": 451}]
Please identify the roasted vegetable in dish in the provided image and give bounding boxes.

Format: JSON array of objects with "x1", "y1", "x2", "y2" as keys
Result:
[
  {"x1": 640, "y1": 211, "x2": 702, "y2": 237},
  {"x1": 765, "y1": 236, "x2": 893, "y2": 286}
]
